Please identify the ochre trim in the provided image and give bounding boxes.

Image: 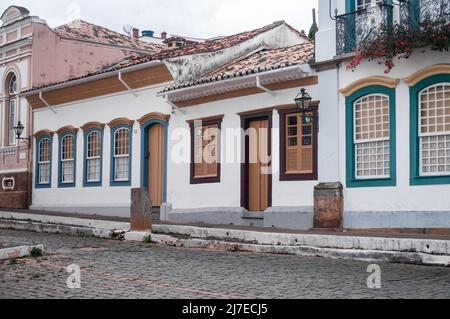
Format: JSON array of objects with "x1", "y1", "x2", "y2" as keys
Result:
[
  {"x1": 56, "y1": 125, "x2": 79, "y2": 136},
  {"x1": 138, "y1": 112, "x2": 170, "y2": 125},
  {"x1": 339, "y1": 76, "x2": 400, "y2": 97},
  {"x1": 107, "y1": 118, "x2": 134, "y2": 128},
  {"x1": 186, "y1": 114, "x2": 224, "y2": 124},
  {"x1": 81, "y1": 121, "x2": 105, "y2": 132},
  {"x1": 34, "y1": 129, "x2": 54, "y2": 139},
  {"x1": 403, "y1": 64, "x2": 450, "y2": 87}
]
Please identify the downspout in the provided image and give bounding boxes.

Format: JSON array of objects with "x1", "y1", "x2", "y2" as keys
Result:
[
  {"x1": 256, "y1": 76, "x2": 277, "y2": 96},
  {"x1": 118, "y1": 71, "x2": 138, "y2": 98},
  {"x1": 39, "y1": 92, "x2": 56, "y2": 114}
]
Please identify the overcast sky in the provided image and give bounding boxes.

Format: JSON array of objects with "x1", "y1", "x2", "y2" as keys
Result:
[{"x1": 2, "y1": 0, "x2": 318, "y2": 39}]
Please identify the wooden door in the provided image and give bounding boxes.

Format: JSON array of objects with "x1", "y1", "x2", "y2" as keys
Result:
[
  {"x1": 248, "y1": 119, "x2": 269, "y2": 212},
  {"x1": 148, "y1": 124, "x2": 165, "y2": 207}
]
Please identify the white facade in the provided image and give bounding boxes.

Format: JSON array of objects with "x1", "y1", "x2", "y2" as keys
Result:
[{"x1": 315, "y1": 0, "x2": 450, "y2": 228}]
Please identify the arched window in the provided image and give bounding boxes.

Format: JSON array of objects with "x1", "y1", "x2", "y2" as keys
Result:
[
  {"x1": 86, "y1": 130, "x2": 102, "y2": 183},
  {"x1": 353, "y1": 94, "x2": 390, "y2": 179},
  {"x1": 113, "y1": 127, "x2": 130, "y2": 182},
  {"x1": 38, "y1": 138, "x2": 52, "y2": 185},
  {"x1": 60, "y1": 134, "x2": 76, "y2": 185},
  {"x1": 418, "y1": 83, "x2": 450, "y2": 176},
  {"x1": 6, "y1": 73, "x2": 18, "y2": 145}
]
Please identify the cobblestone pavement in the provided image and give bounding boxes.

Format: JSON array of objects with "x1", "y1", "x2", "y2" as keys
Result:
[{"x1": 0, "y1": 229, "x2": 449, "y2": 299}]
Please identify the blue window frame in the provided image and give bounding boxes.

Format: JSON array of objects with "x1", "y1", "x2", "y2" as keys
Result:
[
  {"x1": 110, "y1": 125, "x2": 132, "y2": 186},
  {"x1": 345, "y1": 85, "x2": 397, "y2": 188},
  {"x1": 410, "y1": 74, "x2": 450, "y2": 186},
  {"x1": 83, "y1": 128, "x2": 104, "y2": 187},
  {"x1": 35, "y1": 135, "x2": 53, "y2": 189},
  {"x1": 58, "y1": 132, "x2": 77, "y2": 188}
]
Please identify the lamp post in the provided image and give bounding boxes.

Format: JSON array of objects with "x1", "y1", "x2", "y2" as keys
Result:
[
  {"x1": 13, "y1": 121, "x2": 31, "y2": 148},
  {"x1": 294, "y1": 88, "x2": 318, "y2": 131}
]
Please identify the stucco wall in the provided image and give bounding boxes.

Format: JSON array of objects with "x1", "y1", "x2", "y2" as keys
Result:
[
  {"x1": 31, "y1": 85, "x2": 171, "y2": 216},
  {"x1": 166, "y1": 84, "x2": 319, "y2": 210}
]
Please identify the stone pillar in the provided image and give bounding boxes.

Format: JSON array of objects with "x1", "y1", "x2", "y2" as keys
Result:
[
  {"x1": 130, "y1": 188, "x2": 153, "y2": 231},
  {"x1": 314, "y1": 182, "x2": 344, "y2": 229}
]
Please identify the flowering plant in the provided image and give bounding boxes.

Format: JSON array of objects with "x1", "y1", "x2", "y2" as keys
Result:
[{"x1": 347, "y1": 17, "x2": 450, "y2": 73}]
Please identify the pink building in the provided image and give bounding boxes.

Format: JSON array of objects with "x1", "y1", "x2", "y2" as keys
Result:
[{"x1": 0, "y1": 5, "x2": 161, "y2": 209}]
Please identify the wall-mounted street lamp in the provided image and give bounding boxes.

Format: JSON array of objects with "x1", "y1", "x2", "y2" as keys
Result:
[
  {"x1": 294, "y1": 88, "x2": 319, "y2": 132},
  {"x1": 14, "y1": 121, "x2": 31, "y2": 148}
]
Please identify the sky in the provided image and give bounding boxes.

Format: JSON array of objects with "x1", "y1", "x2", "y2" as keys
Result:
[{"x1": 1, "y1": 0, "x2": 318, "y2": 39}]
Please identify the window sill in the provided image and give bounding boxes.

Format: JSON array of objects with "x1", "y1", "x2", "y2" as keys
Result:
[
  {"x1": 190, "y1": 176, "x2": 221, "y2": 185},
  {"x1": 410, "y1": 175, "x2": 450, "y2": 186},
  {"x1": 347, "y1": 177, "x2": 396, "y2": 188}
]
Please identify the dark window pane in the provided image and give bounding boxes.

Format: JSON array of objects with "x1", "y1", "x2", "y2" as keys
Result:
[
  {"x1": 302, "y1": 125, "x2": 312, "y2": 136},
  {"x1": 288, "y1": 127, "x2": 298, "y2": 137},
  {"x1": 302, "y1": 136, "x2": 312, "y2": 146},
  {"x1": 288, "y1": 137, "x2": 298, "y2": 147},
  {"x1": 288, "y1": 116, "x2": 298, "y2": 126}
]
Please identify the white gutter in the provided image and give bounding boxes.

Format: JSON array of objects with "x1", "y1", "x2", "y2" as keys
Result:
[
  {"x1": 256, "y1": 76, "x2": 277, "y2": 96},
  {"x1": 159, "y1": 64, "x2": 308, "y2": 99},
  {"x1": 118, "y1": 71, "x2": 138, "y2": 98},
  {"x1": 39, "y1": 92, "x2": 56, "y2": 114},
  {"x1": 22, "y1": 60, "x2": 164, "y2": 97}
]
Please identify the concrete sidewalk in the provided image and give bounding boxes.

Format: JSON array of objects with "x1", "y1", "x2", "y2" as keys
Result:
[{"x1": 0, "y1": 210, "x2": 449, "y2": 266}]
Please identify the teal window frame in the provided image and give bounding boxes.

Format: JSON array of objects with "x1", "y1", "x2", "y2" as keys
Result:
[
  {"x1": 410, "y1": 74, "x2": 450, "y2": 186},
  {"x1": 110, "y1": 124, "x2": 132, "y2": 187},
  {"x1": 83, "y1": 128, "x2": 104, "y2": 187},
  {"x1": 345, "y1": 85, "x2": 397, "y2": 188},
  {"x1": 35, "y1": 135, "x2": 53, "y2": 189}
]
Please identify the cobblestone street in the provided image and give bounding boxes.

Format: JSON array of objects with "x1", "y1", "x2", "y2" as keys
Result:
[{"x1": 0, "y1": 229, "x2": 449, "y2": 299}]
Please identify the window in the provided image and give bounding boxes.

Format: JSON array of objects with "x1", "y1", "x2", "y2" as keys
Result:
[
  {"x1": 85, "y1": 130, "x2": 102, "y2": 184},
  {"x1": 345, "y1": 86, "x2": 396, "y2": 188},
  {"x1": 37, "y1": 137, "x2": 52, "y2": 187},
  {"x1": 189, "y1": 117, "x2": 222, "y2": 184},
  {"x1": 8, "y1": 99, "x2": 16, "y2": 145},
  {"x1": 111, "y1": 127, "x2": 131, "y2": 185},
  {"x1": 356, "y1": 0, "x2": 383, "y2": 10},
  {"x1": 279, "y1": 108, "x2": 318, "y2": 181},
  {"x1": 354, "y1": 94, "x2": 390, "y2": 179},
  {"x1": 418, "y1": 83, "x2": 450, "y2": 176},
  {"x1": 59, "y1": 134, "x2": 76, "y2": 187},
  {"x1": 9, "y1": 74, "x2": 17, "y2": 95}
]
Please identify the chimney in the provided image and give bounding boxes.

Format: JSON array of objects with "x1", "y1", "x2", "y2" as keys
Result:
[
  {"x1": 161, "y1": 31, "x2": 167, "y2": 40},
  {"x1": 132, "y1": 28, "x2": 139, "y2": 39}
]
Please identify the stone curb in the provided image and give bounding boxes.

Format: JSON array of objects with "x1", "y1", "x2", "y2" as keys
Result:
[
  {"x1": 152, "y1": 224, "x2": 450, "y2": 256},
  {"x1": 0, "y1": 244, "x2": 45, "y2": 261},
  {"x1": 151, "y1": 234, "x2": 450, "y2": 267}
]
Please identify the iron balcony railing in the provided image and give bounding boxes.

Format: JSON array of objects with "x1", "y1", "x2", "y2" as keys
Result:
[{"x1": 336, "y1": 0, "x2": 449, "y2": 56}]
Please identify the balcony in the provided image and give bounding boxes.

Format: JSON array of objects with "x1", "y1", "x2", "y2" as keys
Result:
[{"x1": 336, "y1": 0, "x2": 449, "y2": 56}]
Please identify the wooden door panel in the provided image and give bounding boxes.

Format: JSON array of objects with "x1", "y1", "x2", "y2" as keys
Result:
[{"x1": 148, "y1": 124, "x2": 164, "y2": 207}]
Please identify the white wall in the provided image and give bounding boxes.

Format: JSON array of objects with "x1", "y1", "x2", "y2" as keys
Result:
[
  {"x1": 337, "y1": 51, "x2": 450, "y2": 212},
  {"x1": 167, "y1": 83, "x2": 319, "y2": 210},
  {"x1": 32, "y1": 85, "x2": 172, "y2": 213}
]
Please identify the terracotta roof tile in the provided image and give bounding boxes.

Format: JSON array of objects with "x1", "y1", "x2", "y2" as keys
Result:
[
  {"x1": 54, "y1": 19, "x2": 163, "y2": 52},
  {"x1": 161, "y1": 41, "x2": 314, "y2": 93}
]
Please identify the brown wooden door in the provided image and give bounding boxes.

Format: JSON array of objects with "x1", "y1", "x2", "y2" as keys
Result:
[
  {"x1": 248, "y1": 119, "x2": 269, "y2": 212},
  {"x1": 148, "y1": 124, "x2": 165, "y2": 207}
]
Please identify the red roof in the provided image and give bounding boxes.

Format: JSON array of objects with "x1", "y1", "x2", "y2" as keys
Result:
[
  {"x1": 54, "y1": 19, "x2": 163, "y2": 53},
  {"x1": 162, "y1": 42, "x2": 314, "y2": 93}
]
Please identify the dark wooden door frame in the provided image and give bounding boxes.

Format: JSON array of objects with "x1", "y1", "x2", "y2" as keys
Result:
[{"x1": 240, "y1": 110, "x2": 273, "y2": 211}]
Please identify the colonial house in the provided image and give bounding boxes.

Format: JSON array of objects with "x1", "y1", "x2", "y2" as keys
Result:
[
  {"x1": 22, "y1": 21, "x2": 314, "y2": 230},
  {"x1": 0, "y1": 5, "x2": 160, "y2": 209},
  {"x1": 314, "y1": 0, "x2": 450, "y2": 229}
]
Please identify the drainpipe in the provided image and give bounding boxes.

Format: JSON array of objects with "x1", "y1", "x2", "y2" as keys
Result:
[
  {"x1": 256, "y1": 76, "x2": 277, "y2": 96},
  {"x1": 38, "y1": 92, "x2": 56, "y2": 114},
  {"x1": 118, "y1": 71, "x2": 138, "y2": 98}
]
